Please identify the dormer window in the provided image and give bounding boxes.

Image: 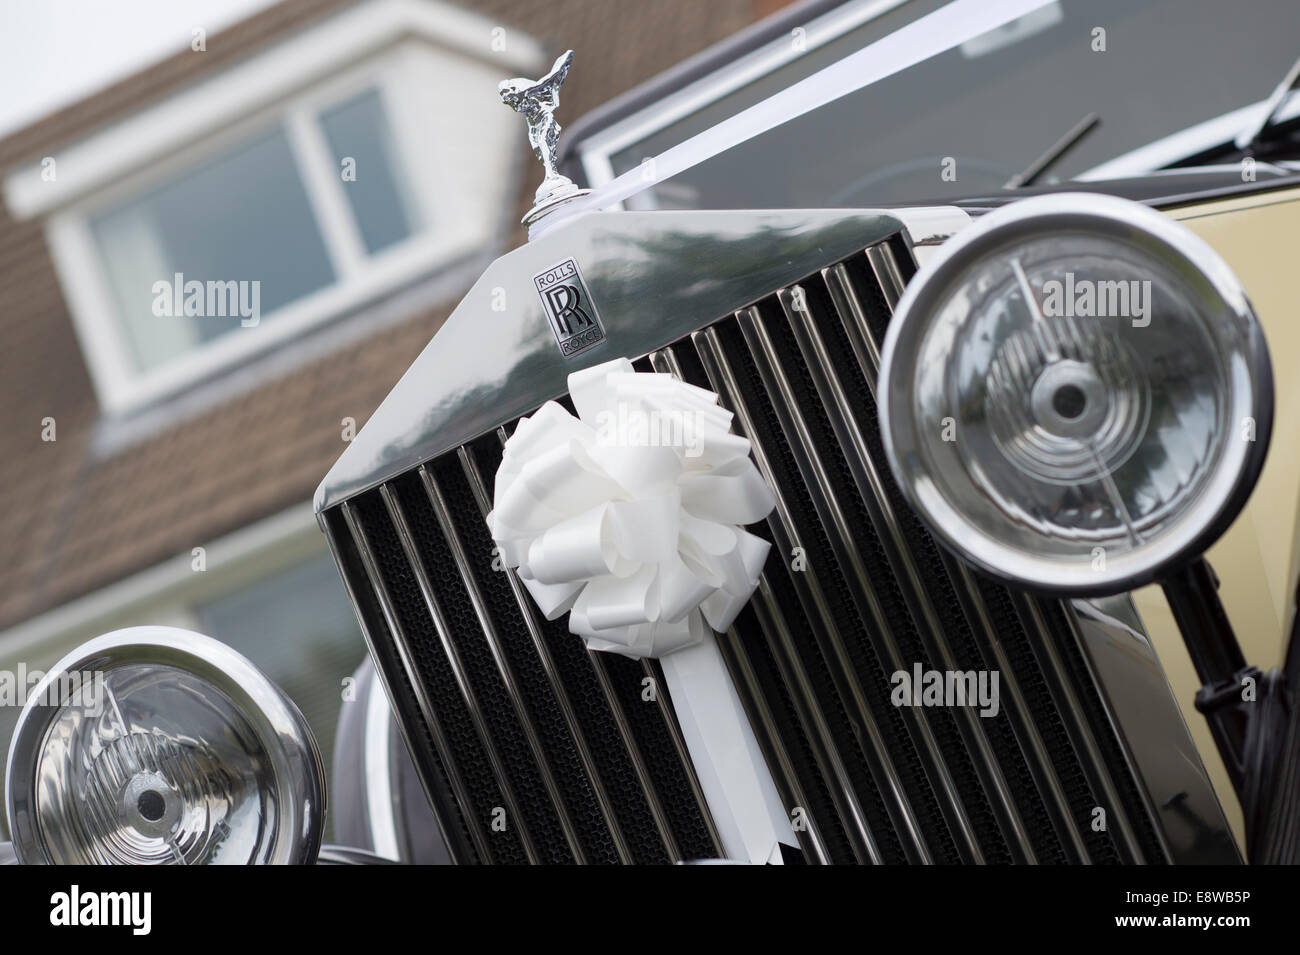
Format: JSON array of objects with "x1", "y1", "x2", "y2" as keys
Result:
[
  {"x1": 86, "y1": 85, "x2": 416, "y2": 375},
  {"x1": 5, "y1": 0, "x2": 544, "y2": 413},
  {"x1": 89, "y1": 124, "x2": 336, "y2": 373}
]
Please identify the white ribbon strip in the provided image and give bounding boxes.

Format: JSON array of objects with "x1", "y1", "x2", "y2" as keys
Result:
[
  {"x1": 490, "y1": 360, "x2": 794, "y2": 862},
  {"x1": 532, "y1": 0, "x2": 1054, "y2": 239},
  {"x1": 660, "y1": 632, "x2": 798, "y2": 864}
]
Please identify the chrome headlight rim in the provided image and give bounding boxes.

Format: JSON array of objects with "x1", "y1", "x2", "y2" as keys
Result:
[
  {"x1": 879, "y1": 192, "x2": 1274, "y2": 596},
  {"x1": 4, "y1": 626, "x2": 326, "y2": 865}
]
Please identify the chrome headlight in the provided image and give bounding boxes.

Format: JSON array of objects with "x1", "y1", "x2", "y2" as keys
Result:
[
  {"x1": 879, "y1": 193, "x2": 1273, "y2": 595},
  {"x1": 4, "y1": 627, "x2": 325, "y2": 864}
]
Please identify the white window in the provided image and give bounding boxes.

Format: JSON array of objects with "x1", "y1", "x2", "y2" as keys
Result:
[
  {"x1": 90, "y1": 124, "x2": 339, "y2": 373},
  {"x1": 6, "y1": 0, "x2": 544, "y2": 413},
  {"x1": 84, "y1": 84, "x2": 423, "y2": 376}
]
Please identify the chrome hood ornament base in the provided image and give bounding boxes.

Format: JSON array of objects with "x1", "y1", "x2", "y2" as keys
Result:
[{"x1": 499, "y1": 49, "x2": 590, "y2": 227}]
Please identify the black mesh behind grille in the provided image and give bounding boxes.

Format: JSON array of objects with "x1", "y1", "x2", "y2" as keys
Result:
[
  {"x1": 802, "y1": 267, "x2": 1070, "y2": 863},
  {"x1": 322, "y1": 234, "x2": 1167, "y2": 864}
]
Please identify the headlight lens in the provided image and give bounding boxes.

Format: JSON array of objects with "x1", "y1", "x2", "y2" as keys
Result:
[
  {"x1": 5, "y1": 627, "x2": 325, "y2": 864},
  {"x1": 879, "y1": 193, "x2": 1272, "y2": 595}
]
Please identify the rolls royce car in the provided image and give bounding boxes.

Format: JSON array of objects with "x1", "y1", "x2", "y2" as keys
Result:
[{"x1": 5, "y1": 0, "x2": 1300, "y2": 868}]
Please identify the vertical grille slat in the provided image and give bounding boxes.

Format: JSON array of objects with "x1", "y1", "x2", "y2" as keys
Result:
[
  {"x1": 377, "y1": 481, "x2": 548, "y2": 862},
  {"x1": 485, "y1": 424, "x2": 685, "y2": 864},
  {"x1": 656, "y1": 342, "x2": 891, "y2": 864},
  {"x1": 649, "y1": 347, "x2": 841, "y2": 864},
  {"x1": 714, "y1": 620, "x2": 834, "y2": 864},
  {"x1": 584, "y1": 653, "x2": 684, "y2": 861},
  {"x1": 1039, "y1": 598, "x2": 1169, "y2": 863},
  {"x1": 336, "y1": 502, "x2": 499, "y2": 863},
  {"x1": 737, "y1": 305, "x2": 991, "y2": 861},
  {"x1": 322, "y1": 512, "x2": 482, "y2": 864},
  {"x1": 482, "y1": 425, "x2": 717, "y2": 863},
  {"x1": 321, "y1": 232, "x2": 1170, "y2": 865},
  {"x1": 692, "y1": 324, "x2": 923, "y2": 863},
  {"x1": 456, "y1": 443, "x2": 635, "y2": 864},
  {"x1": 945, "y1": 557, "x2": 1091, "y2": 863},
  {"x1": 419, "y1": 464, "x2": 593, "y2": 863},
  {"x1": 826, "y1": 249, "x2": 1131, "y2": 863},
  {"x1": 781, "y1": 279, "x2": 1034, "y2": 861},
  {"x1": 1018, "y1": 595, "x2": 1149, "y2": 863},
  {"x1": 355, "y1": 488, "x2": 542, "y2": 862}
]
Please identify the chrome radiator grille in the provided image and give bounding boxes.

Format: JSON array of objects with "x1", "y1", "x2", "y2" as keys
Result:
[{"x1": 321, "y1": 233, "x2": 1168, "y2": 864}]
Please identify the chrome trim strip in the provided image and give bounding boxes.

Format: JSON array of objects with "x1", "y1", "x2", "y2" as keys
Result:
[
  {"x1": 491, "y1": 426, "x2": 685, "y2": 862},
  {"x1": 754, "y1": 574, "x2": 883, "y2": 867},
  {"x1": 832, "y1": 250, "x2": 1093, "y2": 861},
  {"x1": 585, "y1": 652, "x2": 684, "y2": 860},
  {"x1": 751, "y1": 574, "x2": 883, "y2": 864},
  {"x1": 413, "y1": 470, "x2": 572, "y2": 862},
  {"x1": 863, "y1": 244, "x2": 907, "y2": 310},
  {"x1": 693, "y1": 324, "x2": 920, "y2": 863},
  {"x1": 1017, "y1": 594, "x2": 1145, "y2": 863},
  {"x1": 458, "y1": 443, "x2": 636, "y2": 864},
  {"x1": 781, "y1": 282, "x2": 1035, "y2": 861},
  {"x1": 738, "y1": 304, "x2": 985, "y2": 862},
  {"x1": 1070, "y1": 595, "x2": 1241, "y2": 864},
  {"x1": 946, "y1": 559, "x2": 1091, "y2": 862},
  {"x1": 823, "y1": 261, "x2": 883, "y2": 377},
  {"x1": 363, "y1": 665, "x2": 402, "y2": 862},
  {"x1": 336, "y1": 503, "x2": 487, "y2": 864},
  {"x1": 375, "y1": 486, "x2": 541, "y2": 863},
  {"x1": 890, "y1": 206, "x2": 974, "y2": 252}
]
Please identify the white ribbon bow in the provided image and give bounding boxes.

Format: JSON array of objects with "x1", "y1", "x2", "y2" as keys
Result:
[{"x1": 487, "y1": 358, "x2": 775, "y2": 658}]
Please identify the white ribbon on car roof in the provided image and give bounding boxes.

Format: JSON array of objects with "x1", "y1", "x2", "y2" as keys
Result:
[{"x1": 530, "y1": 0, "x2": 1055, "y2": 240}]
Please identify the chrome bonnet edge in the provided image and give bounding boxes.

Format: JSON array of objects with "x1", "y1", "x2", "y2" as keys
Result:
[
  {"x1": 1070, "y1": 595, "x2": 1241, "y2": 863},
  {"x1": 314, "y1": 207, "x2": 968, "y2": 512}
]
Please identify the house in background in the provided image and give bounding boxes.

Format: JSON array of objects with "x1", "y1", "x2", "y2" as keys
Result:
[{"x1": 0, "y1": 0, "x2": 772, "y2": 839}]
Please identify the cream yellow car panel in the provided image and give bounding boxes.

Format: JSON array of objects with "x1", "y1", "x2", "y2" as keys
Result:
[{"x1": 1134, "y1": 185, "x2": 1300, "y2": 847}]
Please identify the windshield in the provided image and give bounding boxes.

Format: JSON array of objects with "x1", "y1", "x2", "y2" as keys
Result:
[{"x1": 594, "y1": 0, "x2": 1300, "y2": 209}]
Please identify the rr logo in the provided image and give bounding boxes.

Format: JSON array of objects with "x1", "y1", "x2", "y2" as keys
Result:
[
  {"x1": 542, "y1": 284, "x2": 593, "y2": 335},
  {"x1": 533, "y1": 257, "x2": 606, "y2": 358}
]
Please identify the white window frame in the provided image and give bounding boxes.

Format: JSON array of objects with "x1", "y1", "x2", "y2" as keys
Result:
[{"x1": 5, "y1": 0, "x2": 544, "y2": 415}]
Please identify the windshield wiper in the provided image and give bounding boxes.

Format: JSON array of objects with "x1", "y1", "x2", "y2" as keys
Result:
[
  {"x1": 1004, "y1": 112, "x2": 1101, "y2": 189},
  {"x1": 1234, "y1": 53, "x2": 1300, "y2": 154}
]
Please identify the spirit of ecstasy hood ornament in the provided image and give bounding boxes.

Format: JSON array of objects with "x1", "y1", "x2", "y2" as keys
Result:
[{"x1": 499, "y1": 50, "x2": 590, "y2": 227}]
